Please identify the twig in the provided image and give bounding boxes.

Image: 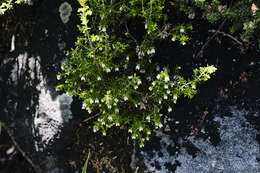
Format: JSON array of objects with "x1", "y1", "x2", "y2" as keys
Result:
[
  {"x1": 196, "y1": 19, "x2": 227, "y2": 58},
  {"x1": 208, "y1": 29, "x2": 243, "y2": 46},
  {"x1": 1, "y1": 123, "x2": 42, "y2": 173},
  {"x1": 83, "y1": 112, "x2": 101, "y2": 123}
]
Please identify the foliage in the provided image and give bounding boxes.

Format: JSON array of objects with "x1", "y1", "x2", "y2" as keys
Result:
[
  {"x1": 0, "y1": 0, "x2": 30, "y2": 15},
  {"x1": 57, "y1": 0, "x2": 217, "y2": 147},
  {"x1": 191, "y1": 0, "x2": 260, "y2": 48}
]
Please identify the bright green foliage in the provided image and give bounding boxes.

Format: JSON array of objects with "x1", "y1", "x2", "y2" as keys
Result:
[
  {"x1": 57, "y1": 0, "x2": 217, "y2": 147},
  {"x1": 0, "y1": 0, "x2": 30, "y2": 15}
]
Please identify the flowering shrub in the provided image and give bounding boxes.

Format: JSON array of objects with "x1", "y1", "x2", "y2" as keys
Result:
[
  {"x1": 56, "y1": 0, "x2": 217, "y2": 147},
  {"x1": 0, "y1": 0, "x2": 30, "y2": 15}
]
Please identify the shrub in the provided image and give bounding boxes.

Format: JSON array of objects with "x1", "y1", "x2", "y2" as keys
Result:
[
  {"x1": 57, "y1": 0, "x2": 216, "y2": 147},
  {"x1": 0, "y1": 0, "x2": 30, "y2": 15}
]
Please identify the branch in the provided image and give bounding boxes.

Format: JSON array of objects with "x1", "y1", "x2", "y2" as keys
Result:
[
  {"x1": 196, "y1": 19, "x2": 227, "y2": 58},
  {"x1": 1, "y1": 123, "x2": 42, "y2": 173},
  {"x1": 208, "y1": 29, "x2": 243, "y2": 46}
]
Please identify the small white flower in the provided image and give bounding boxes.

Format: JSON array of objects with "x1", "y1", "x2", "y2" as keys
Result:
[
  {"x1": 152, "y1": 82, "x2": 156, "y2": 86},
  {"x1": 102, "y1": 27, "x2": 106, "y2": 32},
  {"x1": 87, "y1": 109, "x2": 92, "y2": 114},
  {"x1": 106, "y1": 68, "x2": 111, "y2": 73},
  {"x1": 128, "y1": 76, "x2": 132, "y2": 79},
  {"x1": 146, "y1": 116, "x2": 151, "y2": 121},
  {"x1": 156, "y1": 66, "x2": 160, "y2": 71},
  {"x1": 102, "y1": 131, "x2": 106, "y2": 136},
  {"x1": 123, "y1": 64, "x2": 128, "y2": 69},
  {"x1": 137, "y1": 80, "x2": 142, "y2": 85},
  {"x1": 168, "y1": 107, "x2": 172, "y2": 112},
  {"x1": 140, "y1": 69, "x2": 145, "y2": 73},
  {"x1": 165, "y1": 76, "x2": 170, "y2": 82},
  {"x1": 147, "y1": 76, "x2": 152, "y2": 81},
  {"x1": 136, "y1": 65, "x2": 140, "y2": 70},
  {"x1": 159, "y1": 123, "x2": 163, "y2": 128},
  {"x1": 115, "y1": 67, "x2": 119, "y2": 71},
  {"x1": 126, "y1": 56, "x2": 129, "y2": 61},
  {"x1": 97, "y1": 76, "x2": 101, "y2": 81},
  {"x1": 156, "y1": 74, "x2": 160, "y2": 79},
  {"x1": 167, "y1": 90, "x2": 170, "y2": 94},
  {"x1": 115, "y1": 98, "x2": 119, "y2": 103},
  {"x1": 101, "y1": 63, "x2": 105, "y2": 68},
  {"x1": 180, "y1": 28, "x2": 185, "y2": 33},
  {"x1": 108, "y1": 116, "x2": 112, "y2": 120},
  {"x1": 116, "y1": 123, "x2": 120, "y2": 126},
  {"x1": 149, "y1": 87, "x2": 153, "y2": 91},
  {"x1": 82, "y1": 103, "x2": 86, "y2": 109},
  {"x1": 95, "y1": 99, "x2": 99, "y2": 103},
  {"x1": 150, "y1": 48, "x2": 155, "y2": 54},
  {"x1": 128, "y1": 129, "x2": 132, "y2": 133},
  {"x1": 132, "y1": 135, "x2": 136, "y2": 139},
  {"x1": 89, "y1": 99, "x2": 94, "y2": 104},
  {"x1": 101, "y1": 121, "x2": 105, "y2": 125},
  {"x1": 115, "y1": 108, "x2": 119, "y2": 113},
  {"x1": 164, "y1": 85, "x2": 168, "y2": 89},
  {"x1": 139, "y1": 127, "x2": 143, "y2": 131},
  {"x1": 171, "y1": 37, "x2": 176, "y2": 42},
  {"x1": 192, "y1": 85, "x2": 196, "y2": 89},
  {"x1": 145, "y1": 24, "x2": 147, "y2": 29},
  {"x1": 159, "y1": 100, "x2": 162, "y2": 104},
  {"x1": 164, "y1": 95, "x2": 168, "y2": 99},
  {"x1": 123, "y1": 96, "x2": 128, "y2": 101},
  {"x1": 173, "y1": 95, "x2": 178, "y2": 100},
  {"x1": 147, "y1": 131, "x2": 151, "y2": 135},
  {"x1": 134, "y1": 85, "x2": 138, "y2": 90},
  {"x1": 188, "y1": 13, "x2": 195, "y2": 19},
  {"x1": 81, "y1": 76, "x2": 85, "y2": 81}
]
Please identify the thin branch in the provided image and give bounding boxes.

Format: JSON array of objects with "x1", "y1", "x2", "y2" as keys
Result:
[
  {"x1": 208, "y1": 29, "x2": 243, "y2": 46},
  {"x1": 1, "y1": 123, "x2": 42, "y2": 173},
  {"x1": 196, "y1": 19, "x2": 227, "y2": 58}
]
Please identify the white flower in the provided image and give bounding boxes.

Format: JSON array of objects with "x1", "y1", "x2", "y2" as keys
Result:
[
  {"x1": 149, "y1": 87, "x2": 153, "y2": 91},
  {"x1": 136, "y1": 65, "x2": 140, "y2": 70},
  {"x1": 192, "y1": 85, "x2": 196, "y2": 89},
  {"x1": 108, "y1": 105, "x2": 112, "y2": 109},
  {"x1": 173, "y1": 95, "x2": 178, "y2": 100},
  {"x1": 150, "y1": 48, "x2": 155, "y2": 54},
  {"x1": 147, "y1": 131, "x2": 151, "y2": 135},
  {"x1": 126, "y1": 56, "x2": 129, "y2": 61},
  {"x1": 167, "y1": 90, "x2": 170, "y2": 94},
  {"x1": 152, "y1": 82, "x2": 156, "y2": 86},
  {"x1": 82, "y1": 103, "x2": 86, "y2": 109},
  {"x1": 132, "y1": 135, "x2": 136, "y2": 139},
  {"x1": 158, "y1": 100, "x2": 162, "y2": 104},
  {"x1": 101, "y1": 63, "x2": 105, "y2": 68},
  {"x1": 145, "y1": 24, "x2": 147, "y2": 29},
  {"x1": 146, "y1": 116, "x2": 151, "y2": 121},
  {"x1": 128, "y1": 76, "x2": 132, "y2": 79},
  {"x1": 106, "y1": 68, "x2": 111, "y2": 73},
  {"x1": 115, "y1": 67, "x2": 119, "y2": 71},
  {"x1": 108, "y1": 116, "x2": 112, "y2": 120},
  {"x1": 102, "y1": 27, "x2": 106, "y2": 32},
  {"x1": 164, "y1": 95, "x2": 168, "y2": 99},
  {"x1": 188, "y1": 13, "x2": 195, "y2": 19},
  {"x1": 116, "y1": 123, "x2": 120, "y2": 126},
  {"x1": 140, "y1": 69, "x2": 145, "y2": 73},
  {"x1": 137, "y1": 80, "x2": 142, "y2": 85},
  {"x1": 89, "y1": 99, "x2": 94, "y2": 104},
  {"x1": 123, "y1": 96, "x2": 128, "y2": 101},
  {"x1": 147, "y1": 76, "x2": 152, "y2": 81},
  {"x1": 168, "y1": 107, "x2": 172, "y2": 112},
  {"x1": 81, "y1": 76, "x2": 85, "y2": 81},
  {"x1": 180, "y1": 28, "x2": 185, "y2": 33},
  {"x1": 159, "y1": 123, "x2": 163, "y2": 128},
  {"x1": 134, "y1": 85, "x2": 138, "y2": 90},
  {"x1": 156, "y1": 66, "x2": 160, "y2": 71},
  {"x1": 164, "y1": 85, "x2": 168, "y2": 89},
  {"x1": 156, "y1": 74, "x2": 160, "y2": 79},
  {"x1": 102, "y1": 131, "x2": 106, "y2": 136},
  {"x1": 123, "y1": 64, "x2": 128, "y2": 69},
  {"x1": 97, "y1": 76, "x2": 101, "y2": 80},
  {"x1": 101, "y1": 121, "x2": 105, "y2": 125},
  {"x1": 128, "y1": 129, "x2": 132, "y2": 133},
  {"x1": 95, "y1": 99, "x2": 99, "y2": 103},
  {"x1": 114, "y1": 98, "x2": 119, "y2": 103},
  {"x1": 115, "y1": 108, "x2": 119, "y2": 113},
  {"x1": 165, "y1": 76, "x2": 170, "y2": 82},
  {"x1": 139, "y1": 127, "x2": 143, "y2": 131},
  {"x1": 87, "y1": 108, "x2": 92, "y2": 114}
]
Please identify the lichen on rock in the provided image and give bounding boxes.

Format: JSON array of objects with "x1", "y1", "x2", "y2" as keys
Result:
[{"x1": 59, "y1": 2, "x2": 72, "y2": 24}]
